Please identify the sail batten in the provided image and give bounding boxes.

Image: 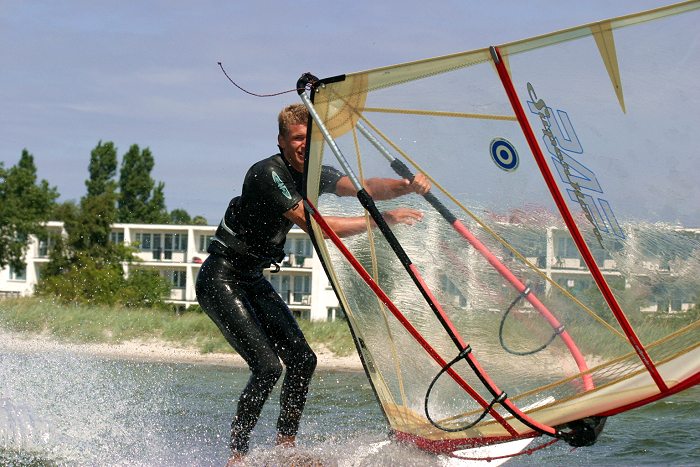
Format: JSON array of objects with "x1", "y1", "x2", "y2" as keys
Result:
[{"x1": 362, "y1": 107, "x2": 517, "y2": 121}]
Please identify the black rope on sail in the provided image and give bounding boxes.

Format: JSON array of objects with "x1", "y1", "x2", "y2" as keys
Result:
[
  {"x1": 424, "y1": 346, "x2": 507, "y2": 432},
  {"x1": 498, "y1": 286, "x2": 563, "y2": 356}
]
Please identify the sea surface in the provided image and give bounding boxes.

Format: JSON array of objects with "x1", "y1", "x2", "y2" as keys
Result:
[{"x1": 1, "y1": 343, "x2": 698, "y2": 466}]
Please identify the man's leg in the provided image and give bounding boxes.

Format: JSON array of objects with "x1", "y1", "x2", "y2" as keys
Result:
[
  {"x1": 250, "y1": 280, "x2": 318, "y2": 443},
  {"x1": 196, "y1": 258, "x2": 283, "y2": 455}
]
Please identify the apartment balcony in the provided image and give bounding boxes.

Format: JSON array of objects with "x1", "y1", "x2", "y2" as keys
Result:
[
  {"x1": 552, "y1": 257, "x2": 582, "y2": 269},
  {"x1": 135, "y1": 250, "x2": 187, "y2": 263},
  {"x1": 282, "y1": 254, "x2": 313, "y2": 269},
  {"x1": 277, "y1": 291, "x2": 312, "y2": 306},
  {"x1": 169, "y1": 288, "x2": 186, "y2": 301}
]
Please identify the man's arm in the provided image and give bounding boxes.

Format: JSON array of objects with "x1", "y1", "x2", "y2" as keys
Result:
[
  {"x1": 334, "y1": 173, "x2": 430, "y2": 200},
  {"x1": 283, "y1": 201, "x2": 423, "y2": 237}
]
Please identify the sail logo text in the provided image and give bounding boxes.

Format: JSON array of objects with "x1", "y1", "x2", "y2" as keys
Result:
[{"x1": 526, "y1": 83, "x2": 625, "y2": 243}]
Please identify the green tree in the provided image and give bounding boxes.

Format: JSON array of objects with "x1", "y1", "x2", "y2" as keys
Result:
[
  {"x1": 0, "y1": 149, "x2": 58, "y2": 269},
  {"x1": 169, "y1": 208, "x2": 191, "y2": 225},
  {"x1": 86, "y1": 141, "x2": 118, "y2": 198},
  {"x1": 148, "y1": 181, "x2": 169, "y2": 223},
  {"x1": 37, "y1": 141, "x2": 168, "y2": 307},
  {"x1": 70, "y1": 141, "x2": 119, "y2": 251},
  {"x1": 54, "y1": 140, "x2": 121, "y2": 278},
  {"x1": 51, "y1": 200, "x2": 80, "y2": 224},
  {"x1": 169, "y1": 209, "x2": 209, "y2": 226},
  {"x1": 118, "y1": 144, "x2": 168, "y2": 223}
]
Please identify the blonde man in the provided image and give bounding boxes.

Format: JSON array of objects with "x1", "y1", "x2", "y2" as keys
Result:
[{"x1": 196, "y1": 103, "x2": 429, "y2": 464}]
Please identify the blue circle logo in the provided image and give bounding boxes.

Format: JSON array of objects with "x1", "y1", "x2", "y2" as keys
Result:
[{"x1": 490, "y1": 138, "x2": 519, "y2": 172}]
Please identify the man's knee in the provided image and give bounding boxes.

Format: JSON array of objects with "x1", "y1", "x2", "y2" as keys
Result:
[
  {"x1": 252, "y1": 357, "x2": 284, "y2": 386},
  {"x1": 277, "y1": 342, "x2": 317, "y2": 378},
  {"x1": 295, "y1": 348, "x2": 317, "y2": 377}
]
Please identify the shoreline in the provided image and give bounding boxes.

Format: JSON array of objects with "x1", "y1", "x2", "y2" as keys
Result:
[{"x1": 0, "y1": 328, "x2": 364, "y2": 371}]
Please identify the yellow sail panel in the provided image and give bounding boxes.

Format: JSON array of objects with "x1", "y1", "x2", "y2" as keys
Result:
[
  {"x1": 310, "y1": 74, "x2": 368, "y2": 140},
  {"x1": 498, "y1": 0, "x2": 700, "y2": 56},
  {"x1": 591, "y1": 21, "x2": 625, "y2": 113},
  {"x1": 314, "y1": 48, "x2": 492, "y2": 140}
]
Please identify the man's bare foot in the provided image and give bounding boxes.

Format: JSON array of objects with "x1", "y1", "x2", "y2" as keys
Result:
[
  {"x1": 225, "y1": 451, "x2": 245, "y2": 466},
  {"x1": 276, "y1": 433, "x2": 296, "y2": 448}
]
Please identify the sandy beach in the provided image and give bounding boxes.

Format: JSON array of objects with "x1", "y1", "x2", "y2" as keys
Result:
[{"x1": 0, "y1": 327, "x2": 363, "y2": 371}]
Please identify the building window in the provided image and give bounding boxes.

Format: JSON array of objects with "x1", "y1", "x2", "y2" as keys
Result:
[
  {"x1": 327, "y1": 307, "x2": 345, "y2": 321},
  {"x1": 110, "y1": 231, "x2": 125, "y2": 244},
  {"x1": 166, "y1": 233, "x2": 187, "y2": 251},
  {"x1": 555, "y1": 236, "x2": 581, "y2": 259},
  {"x1": 198, "y1": 235, "x2": 214, "y2": 252},
  {"x1": 291, "y1": 309, "x2": 311, "y2": 320},
  {"x1": 164, "y1": 233, "x2": 187, "y2": 260},
  {"x1": 293, "y1": 275, "x2": 311, "y2": 304},
  {"x1": 38, "y1": 239, "x2": 49, "y2": 257},
  {"x1": 136, "y1": 233, "x2": 182, "y2": 260},
  {"x1": 163, "y1": 270, "x2": 186, "y2": 288},
  {"x1": 37, "y1": 234, "x2": 57, "y2": 258},
  {"x1": 285, "y1": 237, "x2": 312, "y2": 257},
  {"x1": 153, "y1": 234, "x2": 162, "y2": 259},
  {"x1": 135, "y1": 233, "x2": 151, "y2": 250},
  {"x1": 284, "y1": 237, "x2": 313, "y2": 267},
  {"x1": 270, "y1": 274, "x2": 292, "y2": 303},
  {"x1": 671, "y1": 298, "x2": 683, "y2": 312},
  {"x1": 175, "y1": 270, "x2": 186, "y2": 288},
  {"x1": 9, "y1": 264, "x2": 26, "y2": 281}
]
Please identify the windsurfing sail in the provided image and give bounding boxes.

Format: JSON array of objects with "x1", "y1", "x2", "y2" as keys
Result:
[{"x1": 300, "y1": 0, "x2": 700, "y2": 453}]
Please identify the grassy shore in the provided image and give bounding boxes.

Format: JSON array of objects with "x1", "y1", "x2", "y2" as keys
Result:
[{"x1": 0, "y1": 298, "x2": 356, "y2": 357}]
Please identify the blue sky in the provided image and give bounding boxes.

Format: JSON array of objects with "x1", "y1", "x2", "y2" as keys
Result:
[{"x1": 0, "y1": 0, "x2": 674, "y2": 223}]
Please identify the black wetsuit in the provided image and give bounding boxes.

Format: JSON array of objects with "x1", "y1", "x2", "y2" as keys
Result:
[{"x1": 195, "y1": 153, "x2": 342, "y2": 454}]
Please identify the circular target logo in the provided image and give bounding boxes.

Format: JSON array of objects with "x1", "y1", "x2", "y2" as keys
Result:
[{"x1": 490, "y1": 138, "x2": 519, "y2": 172}]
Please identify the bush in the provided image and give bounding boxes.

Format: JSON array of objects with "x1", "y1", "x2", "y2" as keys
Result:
[
  {"x1": 121, "y1": 269, "x2": 171, "y2": 308},
  {"x1": 37, "y1": 252, "x2": 123, "y2": 306},
  {"x1": 37, "y1": 254, "x2": 171, "y2": 309}
]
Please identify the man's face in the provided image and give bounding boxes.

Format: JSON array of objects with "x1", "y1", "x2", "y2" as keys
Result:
[{"x1": 278, "y1": 124, "x2": 307, "y2": 173}]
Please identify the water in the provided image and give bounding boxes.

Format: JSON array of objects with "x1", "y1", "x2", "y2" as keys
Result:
[{"x1": 1, "y1": 344, "x2": 698, "y2": 466}]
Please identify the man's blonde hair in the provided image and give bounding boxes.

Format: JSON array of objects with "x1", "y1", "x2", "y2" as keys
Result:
[{"x1": 278, "y1": 103, "x2": 308, "y2": 137}]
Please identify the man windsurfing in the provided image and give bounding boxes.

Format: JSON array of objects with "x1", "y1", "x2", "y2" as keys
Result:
[{"x1": 195, "y1": 103, "x2": 430, "y2": 465}]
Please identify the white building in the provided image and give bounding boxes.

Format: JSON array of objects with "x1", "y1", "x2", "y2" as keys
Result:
[
  {"x1": 0, "y1": 222, "x2": 340, "y2": 321},
  {"x1": 1, "y1": 221, "x2": 696, "y2": 317}
]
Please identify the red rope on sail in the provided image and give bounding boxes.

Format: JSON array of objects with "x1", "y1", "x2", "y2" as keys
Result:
[{"x1": 447, "y1": 438, "x2": 560, "y2": 462}]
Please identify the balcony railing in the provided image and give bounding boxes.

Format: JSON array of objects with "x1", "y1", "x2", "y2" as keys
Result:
[
  {"x1": 282, "y1": 254, "x2": 312, "y2": 268},
  {"x1": 277, "y1": 290, "x2": 312, "y2": 306}
]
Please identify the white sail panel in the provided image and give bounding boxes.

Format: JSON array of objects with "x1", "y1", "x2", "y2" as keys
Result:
[{"x1": 303, "y1": 0, "x2": 699, "y2": 451}]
